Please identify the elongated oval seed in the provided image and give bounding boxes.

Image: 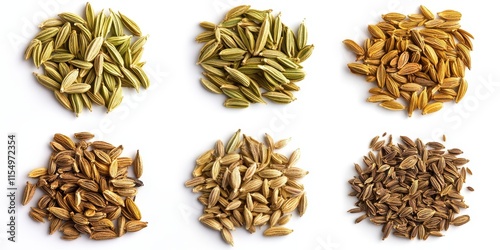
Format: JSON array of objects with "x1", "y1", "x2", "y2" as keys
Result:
[
  {"x1": 34, "y1": 73, "x2": 61, "y2": 91},
  {"x1": 450, "y1": 215, "x2": 470, "y2": 226},
  {"x1": 224, "y1": 98, "x2": 250, "y2": 108},
  {"x1": 48, "y1": 207, "x2": 71, "y2": 220},
  {"x1": 22, "y1": 182, "x2": 36, "y2": 205},
  {"x1": 133, "y1": 150, "x2": 143, "y2": 178},
  {"x1": 200, "y1": 218, "x2": 223, "y2": 231},
  {"x1": 229, "y1": 167, "x2": 241, "y2": 190},
  {"x1": 34, "y1": 27, "x2": 59, "y2": 41},
  {"x1": 262, "y1": 92, "x2": 295, "y2": 104},
  {"x1": 25, "y1": 39, "x2": 42, "y2": 60},
  {"x1": 253, "y1": 13, "x2": 270, "y2": 56},
  {"x1": 422, "y1": 102, "x2": 443, "y2": 115},
  {"x1": 125, "y1": 197, "x2": 142, "y2": 220},
  {"x1": 60, "y1": 69, "x2": 79, "y2": 93},
  {"x1": 224, "y1": 66, "x2": 251, "y2": 87},
  {"x1": 343, "y1": 39, "x2": 364, "y2": 56},
  {"x1": 416, "y1": 208, "x2": 435, "y2": 220},
  {"x1": 103, "y1": 190, "x2": 124, "y2": 206},
  {"x1": 54, "y1": 22, "x2": 71, "y2": 49},
  {"x1": 84, "y1": 36, "x2": 104, "y2": 61},
  {"x1": 119, "y1": 12, "x2": 142, "y2": 36},
  {"x1": 263, "y1": 226, "x2": 293, "y2": 236},
  {"x1": 258, "y1": 169, "x2": 283, "y2": 179},
  {"x1": 130, "y1": 65, "x2": 150, "y2": 89},
  {"x1": 379, "y1": 100, "x2": 405, "y2": 111}
]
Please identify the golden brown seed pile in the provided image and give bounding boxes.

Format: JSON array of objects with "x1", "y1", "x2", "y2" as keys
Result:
[
  {"x1": 22, "y1": 132, "x2": 147, "y2": 240},
  {"x1": 185, "y1": 130, "x2": 308, "y2": 245},
  {"x1": 344, "y1": 6, "x2": 473, "y2": 117}
]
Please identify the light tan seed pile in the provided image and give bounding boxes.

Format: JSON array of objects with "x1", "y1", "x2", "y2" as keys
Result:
[
  {"x1": 22, "y1": 132, "x2": 147, "y2": 240},
  {"x1": 185, "y1": 130, "x2": 308, "y2": 245},
  {"x1": 348, "y1": 134, "x2": 472, "y2": 240},
  {"x1": 344, "y1": 6, "x2": 473, "y2": 116},
  {"x1": 24, "y1": 2, "x2": 150, "y2": 116},
  {"x1": 196, "y1": 5, "x2": 314, "y2": 108}
]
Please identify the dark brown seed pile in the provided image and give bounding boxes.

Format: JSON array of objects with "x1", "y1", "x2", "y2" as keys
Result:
[{"x1": 348, "y1": 134, "x2": 472, "y2": 240}]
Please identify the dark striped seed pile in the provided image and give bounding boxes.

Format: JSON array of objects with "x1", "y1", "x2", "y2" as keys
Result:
[{"x1": 348, "y1": 134, "x2": 472, "y2": 240}]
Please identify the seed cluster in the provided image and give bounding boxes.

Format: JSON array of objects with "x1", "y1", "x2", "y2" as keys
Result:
[
  {"x1": 196, "y1": 5, "x2": 314, "y2": 108},
  {"x1": 22, "y1": 132, "x2": 147, "y2": 240},
  {"x1": 24, "y1": 2, "x2": 150, "y2": 116},
  {"x1": 344, "y1": 5, "x2": 473, "y2": 116},
  {"x1": 185, "y1": 130, "x2": 308, "y2": 245},
  {"x1": 348, "y1": 134, "x2": 472, "y2": 240}
]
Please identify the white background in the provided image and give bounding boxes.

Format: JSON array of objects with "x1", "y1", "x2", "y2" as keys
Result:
[{"x1": 0, "y1": 0, "x2": 497, "y2": 249}]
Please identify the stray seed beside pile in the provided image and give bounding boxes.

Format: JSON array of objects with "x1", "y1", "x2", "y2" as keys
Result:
[
  {"x1": 344, "y1": 6, "x2": 473, "y2": 116},
  {"x1": 22, "y1": 132, "x2": 147, "y2": 240},
  {"x1": 24, "y1": 2, "x2": 150, "y2": 116},
  {"x1": 196, "y1": 5, "x2": 314, "y2": 108},
  {"x1": 185, "y1": 130, "x2": 308, "y2": 245},
  {"x1": 348, "y1": 134, "x2": 472, "y2": 240}
]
